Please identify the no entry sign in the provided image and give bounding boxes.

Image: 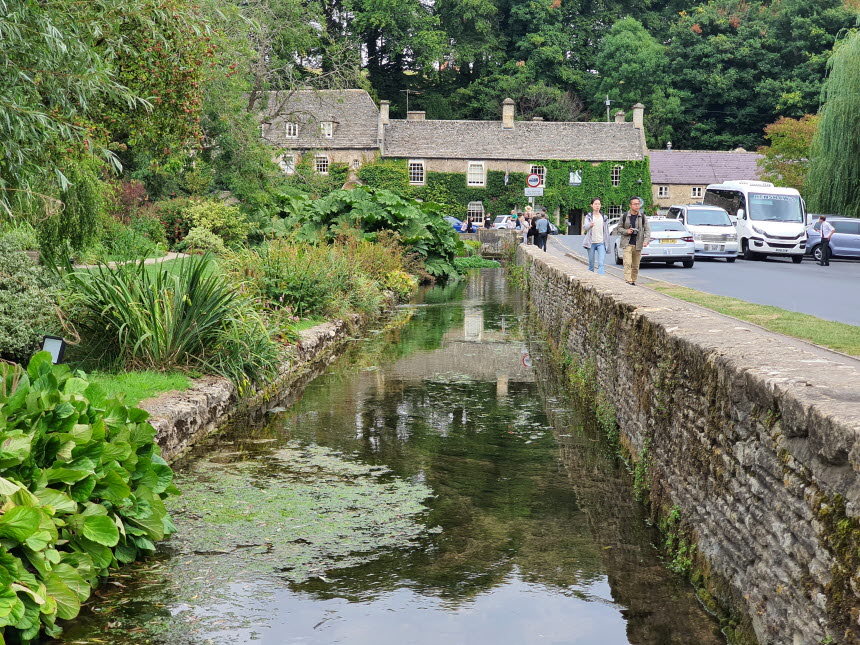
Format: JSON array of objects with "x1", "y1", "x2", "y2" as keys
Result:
[{"x1": 526, "y1": 173, "x2": 541, "y2": 188}]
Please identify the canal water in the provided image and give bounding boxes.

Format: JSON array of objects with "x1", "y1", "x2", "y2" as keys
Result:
[{"x1": 58, "y1": 269, "x2": 724, "y2": 645}]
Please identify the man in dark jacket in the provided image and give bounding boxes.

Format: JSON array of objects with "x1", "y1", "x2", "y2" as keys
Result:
[{"x1": 617, "y1": 196, "x2": 651, "y2": 285}]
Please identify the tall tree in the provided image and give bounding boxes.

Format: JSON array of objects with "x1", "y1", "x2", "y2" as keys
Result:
[
  {"x1": 757, "y1": 115, "x2": 818, "y2": 192},
  {"x1": 806, "y1": 31, "x2": 860, "y2": 217}
]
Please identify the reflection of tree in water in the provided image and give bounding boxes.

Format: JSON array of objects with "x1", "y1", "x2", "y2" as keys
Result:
[{"x1": 532, "y1": 356, "x2": 724, "y2": 645}]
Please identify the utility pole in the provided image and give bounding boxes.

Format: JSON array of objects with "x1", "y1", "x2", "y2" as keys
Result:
[
  {"x1": 604, "y1": 94, "x2": 612, "y2": 122},
  {"x1": 399, "y1": 89, "x2": 423, "y2": 113}
]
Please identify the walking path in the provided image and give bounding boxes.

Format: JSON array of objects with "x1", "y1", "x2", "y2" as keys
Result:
[{"x1": 74, "y1": 252, "x2": 190, "y2": 270}]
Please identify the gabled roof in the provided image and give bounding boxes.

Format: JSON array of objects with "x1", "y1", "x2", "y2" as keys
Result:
[
  {"x1": 649, "y1": 149, "x2": 763, "y2": 185},
  {"x1": 383, "y1": 120, "x2": 645, "y2": 161},
  {"x1": 260, "y1": 89, "x2": 379, "y2": 149}
]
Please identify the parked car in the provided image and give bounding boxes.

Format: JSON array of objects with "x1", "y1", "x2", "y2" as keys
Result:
[
  {"x1": 806, "y1": 217, "x2": 860, "y2": 261},
  {"x1": 666, "y1": 204, "x2": 738, "y2": 262},
  {"x1": 612, "y1": 217, "x2": 696, "y2": 268},
  {"x1": 444, "y1": 216, "x2": 464, "y2": 231},
  {"x1": 492, "y1": 215, "x2": 518, "y2": 229}
]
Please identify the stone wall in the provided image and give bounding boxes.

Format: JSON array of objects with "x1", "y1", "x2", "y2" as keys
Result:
[
  {"x1": 141, "y1": 316, "x2": 359, "y2": 462},
  {"x1": 459, "y1": 229, "x2": 519, "y2": 258},
  {"x1": 518, "y1": 244, "x2": 860, "y2": 644}
]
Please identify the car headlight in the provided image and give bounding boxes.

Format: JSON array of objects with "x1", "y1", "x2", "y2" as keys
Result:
[{"x1": 752, "y1": 225, "x2": 766, "y2": 236}]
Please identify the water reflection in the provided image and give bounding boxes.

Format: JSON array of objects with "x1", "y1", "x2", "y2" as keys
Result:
[{"x1": 58, "y1": 269, "x2": 722, "y2": 645}]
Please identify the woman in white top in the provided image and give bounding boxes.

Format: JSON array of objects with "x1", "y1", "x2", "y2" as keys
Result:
[{"x1": 582, "y1": 197, "x2": 611, "y2": 274}]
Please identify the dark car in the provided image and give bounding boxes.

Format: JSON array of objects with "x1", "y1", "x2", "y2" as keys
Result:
[{"x1": 806, "y1": 217, "x2": 860, "y2": 261}]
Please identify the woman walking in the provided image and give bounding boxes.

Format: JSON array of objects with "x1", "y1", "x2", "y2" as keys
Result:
[
  {"x1": 519, "y1": 206, "x2": 532, "y2": 244},
  {"x1": 582, "y1": 197, "x2": 611, "y2": 274}
]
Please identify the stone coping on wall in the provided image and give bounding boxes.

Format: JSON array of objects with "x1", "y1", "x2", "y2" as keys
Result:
[
  {"x1": 139, "y1": 315, "x2": 360, "y2": 463},
  {"x1": 518, "y1": 243, "x2": 860, "y2": 644}
]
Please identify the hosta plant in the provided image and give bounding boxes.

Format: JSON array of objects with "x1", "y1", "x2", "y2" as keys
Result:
[{"x1": 0, "y1": 352, "x2": 177, "y2": 642}]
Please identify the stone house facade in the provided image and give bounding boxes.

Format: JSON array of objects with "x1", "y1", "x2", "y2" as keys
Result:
[{"x1": 649, "y1": 148, "x2": 763, "y2": 211}]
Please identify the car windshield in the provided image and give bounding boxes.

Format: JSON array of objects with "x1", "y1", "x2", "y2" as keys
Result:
[
  {"x1": 650, "y1": 221, "x2": 686, "y2": 232},
  {"x1": 686, "y1": 209, "x2": 732, "y2": 226},
  {"x1": 749, "y1": 193, "x2": 804, "y2": 222},
  {"x1": 493, "y1": 216, "x2": 507, "y2": 225}
]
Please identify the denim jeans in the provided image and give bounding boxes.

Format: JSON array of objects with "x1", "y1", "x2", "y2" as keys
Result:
[{"x1": 587, "y1": 243, "x2": 606, "y2": 274}]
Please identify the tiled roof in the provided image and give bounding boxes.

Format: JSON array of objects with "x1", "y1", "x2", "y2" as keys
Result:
[
  {"x1": 383, "y1": 120, "x2": 645, "y2": 161},
  {"x1": 649, "y1": 150, "x2": 763, "y2": 184},
  {"x1": 260, "y1": 89, "x2": 379, "y2": 149}
]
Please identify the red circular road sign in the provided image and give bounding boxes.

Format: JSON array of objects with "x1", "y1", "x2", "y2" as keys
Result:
[{"x1": 526, "y1": 173, "x2": 541, "y2": 188}]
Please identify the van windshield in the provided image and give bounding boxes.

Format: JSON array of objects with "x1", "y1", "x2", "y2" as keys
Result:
[
  {"x1": 749, "y1": 193, "x2": 804, "y2": 223},
  {"x1": 686, "y1": 209, "x2": 732, "y2": 226}
]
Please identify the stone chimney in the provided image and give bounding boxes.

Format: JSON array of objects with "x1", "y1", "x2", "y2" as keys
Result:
[
  {"x1": 614, "y1": 110, "x2": 625, "y2": 123},
  {"x1": 406, "y1": 111, "x2": 426, "y2": 121},
  {"x1": 667, "y1": 141, "x2": 672, "y2": 151},
  {"x1": 502, "y1": 98, "x2": 515, "y2": 130},
  {"x1": 632, "y1": 103, "x2": 645, "y2": 130},
  {"x1": 380, "y1": 100, "x2": 390, "y2": 125}
]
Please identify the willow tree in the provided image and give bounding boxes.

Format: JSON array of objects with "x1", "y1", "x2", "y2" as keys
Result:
[{"x1": 806, "y1": 31, "x2": 860, "y2": 218}]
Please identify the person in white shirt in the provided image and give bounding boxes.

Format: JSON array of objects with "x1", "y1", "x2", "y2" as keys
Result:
[
  {"x1": 818, "y1": 216, "x2": 835, "y2": 266},
  {"x1": 582, "y1": 197, "x2": 611, "y2": 274}
]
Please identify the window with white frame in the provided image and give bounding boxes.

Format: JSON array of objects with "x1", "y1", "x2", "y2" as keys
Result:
[
  {"x1": 467, "y1": 201, "x2": 484, "y2": 220},
  {"x1": 408, "y1": 160, "x2": 425, "y2": 185},
  {"x1": 691, "y1": 186, "x2": 703, "y2": 198},
  {"x1": 658, "y1": 185, "x2": 669, "y2": 198},
  {"x1": 608, "y1": 205, "x2": 623, "y2": 218},
  {"x1": 314, "y1": 155, "x2": 329, "y2": 174},
  {"x1": 320, "y1": 121, "x2": 334, "y2": 138},
  {"x1": 278, "y1": 154, "x2": 295, "y2": 175},
  {"x1": 529, "y1": 165, "x2": 547, "y2": 187},
  {"x1": 352, "y1": 159, "x2": 361, "y2": 170},
  {"x1": 285, "y1": 121, "x2": 299, "y2": 138},
  {"x1": 467, "y1": 161, "x2": 485, "y2": 187},
  {"x1": 611, "y1": 165, "x2": 622, "y2": 187}
]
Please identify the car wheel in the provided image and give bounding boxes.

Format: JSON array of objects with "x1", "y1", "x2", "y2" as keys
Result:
[
  {"x1": 614, "y1": 245, "x2": 623, "y2": 265},
  {"x1": 742, "y1": 240, "x2": 758, "y2": 261},
  {"x1": 811, "y1": 244, "x2": 822, "y2": 262},
  {"x1": 682, "y1": 259, "x2": 694, "y2": 268},
  {"x1": 726, "y1": 257, "x2": 736, "y2": 263},
  {"x1": 791, "y1": 255, "x2": 803, "y2": 264}
]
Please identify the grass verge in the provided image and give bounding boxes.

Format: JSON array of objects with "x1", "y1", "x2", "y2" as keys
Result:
[
  {"x1": 294, "y1": 317, "x2": 327, "y2": 332},
  {"x1": 653, "y1": 285, "x2": 860, "y2": 357},
  {"x1": 88, "y1": 370, "x2": 193, "y2": 406}
]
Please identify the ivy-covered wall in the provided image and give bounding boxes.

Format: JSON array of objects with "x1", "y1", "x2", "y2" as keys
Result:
[{"x1": 358, "y1": 158, "x2": 653, "y2": 219}]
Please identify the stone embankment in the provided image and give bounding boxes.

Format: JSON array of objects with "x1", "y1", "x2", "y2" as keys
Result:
[
  {"x1": 518, "y1": 244, "x2": 860, "y2": 645},
  {"x1": 459, "y1": 229, "x2": 519, "y2": 257},
  {"x1": 140, "y1": 315, "x2": 360, "y2": 462}
]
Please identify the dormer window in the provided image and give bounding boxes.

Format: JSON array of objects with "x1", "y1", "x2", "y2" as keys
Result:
[
  {"x1": 320, "y1": 121, "x2": 334, "y2": 138},
  {"x1": 285, "y1": 121, "x2": 298, "y2": 138}
]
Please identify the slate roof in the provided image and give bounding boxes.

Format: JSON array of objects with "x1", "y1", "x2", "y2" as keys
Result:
[
  {"x1": 260, "y1": 89, "x2": 379, "y2": 149},
  {"x1": 383, "y1": 120, "x2": 645, "y2": 161},
  {"x1": 649, "y1": 149, "x2": 763, "y2": 185}
]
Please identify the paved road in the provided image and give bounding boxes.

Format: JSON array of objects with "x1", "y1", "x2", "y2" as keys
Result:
[{"x1": 551, "y1": 235, "x2": 860, "y2": 326}]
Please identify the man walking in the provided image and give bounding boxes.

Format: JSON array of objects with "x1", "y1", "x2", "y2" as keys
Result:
[
  {"x1": 618, "y1": 196, "x2": 651, "y2": 285},
  {"x1": 535, "y1": 212, "x2": 550, "y2": 251},
  {"x1": 818, "y1": 215, "x2": 835, "y2": 266}
]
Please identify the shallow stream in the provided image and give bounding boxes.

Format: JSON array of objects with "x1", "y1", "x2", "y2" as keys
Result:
[{"x1": 57, "y1": 269, "x2": 724, "y2": 644}]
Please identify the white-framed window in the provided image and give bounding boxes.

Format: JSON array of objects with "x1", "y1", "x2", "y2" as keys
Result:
[
  {"x1": 529, "y1": 165, "x2": 547, "y2": 187},
  {"x1": 352, "y1": 159, "x2": 361, "y2": 170},
  {"x1": 608, "y1": 205, "x2": 623, "y2": 218},
  {"x1": 320, "y1": 121, "x2": 334, "y2": 138},
  {"x1": 467, "y1": 201, "x2": 484, "y2": 219},
  {"x1": 658, "y1": 185, "x2": 669, "y2": 198},
  {"x1": 278, "y1": 154, "x2": 295, "y2": 175},
  {"x1": 285, "y1": 121, "x2": 299, "y2": 138},
  {"x1": 611, "y1": 165, "x2": 622, "y2": 187},
  {"x1": 408, "y1": 159, "x2": 425, "y2": 185},
  {"x1": 691, "y1": 186, "x2": 703, "y2": 198},
  {"x1": 315, "y1": 155, "x2": 329, "y2": 174},
  {"x1": 467, "y1": 161, "x2": 485, "y2": 187}
]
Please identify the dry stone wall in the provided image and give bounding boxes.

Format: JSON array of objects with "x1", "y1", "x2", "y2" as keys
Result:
[{"x1": 518, "y1": 245, "x2": 860, "y2": 645}]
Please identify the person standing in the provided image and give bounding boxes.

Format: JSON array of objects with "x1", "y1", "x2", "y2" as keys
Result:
[
  {"x1": 483, "y1": 214, "x2": 493, "y2": 229},
  {"x1": 818, "y1": 216, "x2": 835, "y2": 266},
  {"x1": 582, "y1": 197, "x2": 610, "y2": 274},
  {"x1": 535, "y1": 212, "x2": 550, "y2": 251},
  {"x1": 618, "y1": 196, "x2": 651, "y2": 285}
]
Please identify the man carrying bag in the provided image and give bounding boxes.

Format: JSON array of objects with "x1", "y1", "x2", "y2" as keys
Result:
[{"x1": 617, "y1": 196, "x2": 651, "y2": 285}]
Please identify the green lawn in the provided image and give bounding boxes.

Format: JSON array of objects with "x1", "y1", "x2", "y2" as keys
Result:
[
  {"x1": 653, "y1": 285, "x2": 860, "y2": 357},
  {"x1": 87, "y1": 370, "x2": 193, "y2": 407},
  {"x1": 294, "y1": 317, "x2": 326, "y2": 332}
]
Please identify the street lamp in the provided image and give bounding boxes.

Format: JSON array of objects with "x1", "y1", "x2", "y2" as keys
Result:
[{"x1": 40, "y1": 336, "x2": 67, "y2": 364}]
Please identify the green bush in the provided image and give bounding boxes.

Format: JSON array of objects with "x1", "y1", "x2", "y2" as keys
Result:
[
  {"x1": 129, "y1": 213, "x2": 168, "y2": 247},
  {"x1": 383, "y1": 270, "x2": 419, "y2": 302},
  {"x1": 453, "y1": 256, "x2": 501, "y2": 271},
  {"x1": 0, "y1": 221, "x2": 39, "y2": 251},
  {"x1": 0, "y1": 352, "x2": 177, "y2": 641},
  {"x1": 0, "y1": 237, "x2": 59, "y2": 363},
  {"x1": 153, "y1": 198, "x2": 195, "y2": 248},
  {"x1": 185, "y1": 200, "x2": 249, "y2": 246},
  {"x1": 177, "y1": 227, "x2": 227, "y2": 255}
]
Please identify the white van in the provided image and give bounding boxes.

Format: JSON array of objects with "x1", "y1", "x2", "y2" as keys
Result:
[
  {"x1": 667, "y1": 204, "x2": 739, "y2": 262},
  {"x1": 703, "y1": 180, "x2": 807, "y2": 262}
]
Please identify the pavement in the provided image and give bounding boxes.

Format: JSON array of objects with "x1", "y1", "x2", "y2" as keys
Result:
[
  {"x1": 74, "y1": 251, "x2": 191, "y2": 270},
  {"x1": 548, "y1": 235, "x2": 860, "y2": 326}
]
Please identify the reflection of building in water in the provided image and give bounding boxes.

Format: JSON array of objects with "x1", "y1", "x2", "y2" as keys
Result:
[{"x1": 463, "y1": 306, "x2": 484, "y2": 342}]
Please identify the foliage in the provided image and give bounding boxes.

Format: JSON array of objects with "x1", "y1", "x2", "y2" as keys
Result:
[
  {"x1": 0, "y1": 352, "x2": 178, "y2": 641},
  {"x1": 383, "y1": 270, "x2": 420, "y2": 302},
  {"x1": 154, "y1": 199, "x2": 195, "y2": 248},
  {"x1": 185, "y1": 200, "x2": 250, "y2": 246},
  {"x1": 806, "y1": 30, "x2": 860, "y2": 218},
  {"x1": 453, "y1": 256, "x2": 501, "y2": 270},
  {"x1": 461, "y1": 239, "x2": 482, "y2": 257},
  {"x1": 0, "y1": 221, "x2": 39, "y2": 251},
  {"x1": 60, "y1": 254, "x2": 282, "y2": 386},
  {"x1": 177, "y1": 227, "x2": 228, "y2": 255},
  {"x1": 0, "y1": 238, "x2": 59, "y2": 364},
  {"x1": 128, "y1": 214, "x2": 168, "y2": 248},
  {"x1": 87, "y1": 371, "x2": 192, "y2": 407},
  {"x1": 757, "y1": 115, "x2": 819, "y2": 192}
]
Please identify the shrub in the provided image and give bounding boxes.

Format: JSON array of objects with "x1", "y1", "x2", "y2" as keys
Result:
[
  {"x1": 0, "y1": 352, "x2": 177, "y2": 641},
  {"x1": 384, "y1": 270, "x2": 419, "y2": 302},
  {"x1": 153, "y1": 198, "x2": 195, "y2": 247},
  {"x1": 0, "y1": 237, "x2": 58, "y2": 363},
  {"x1": 453, "y1": 256, "x2": 501, "y2": 271},
  {"x1": 129, "y1": 213, "x2": 168, "y2": 247},
  {"x1": 177, "y1": 227, "x2": 227, "y2": 255},
  {"x1": 0, "y1": 221, "x2": 39, "y2": 251},
  {"x1": 185, "y1": 200, "x2": 250, "y2": 246}
]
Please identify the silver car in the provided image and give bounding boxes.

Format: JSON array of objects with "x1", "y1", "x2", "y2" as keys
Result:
[{"x1": 612, "y1": 217, "x2": 696, "y2": 268}]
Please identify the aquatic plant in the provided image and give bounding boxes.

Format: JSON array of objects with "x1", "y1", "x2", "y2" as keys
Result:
[{"x1": 0, "y1": 352, "x2": 177, "y2": 641}]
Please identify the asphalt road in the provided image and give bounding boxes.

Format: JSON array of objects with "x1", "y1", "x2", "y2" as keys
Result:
[{"x1": 552, "y1": 235, "x2": 860, "y2": 326}]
